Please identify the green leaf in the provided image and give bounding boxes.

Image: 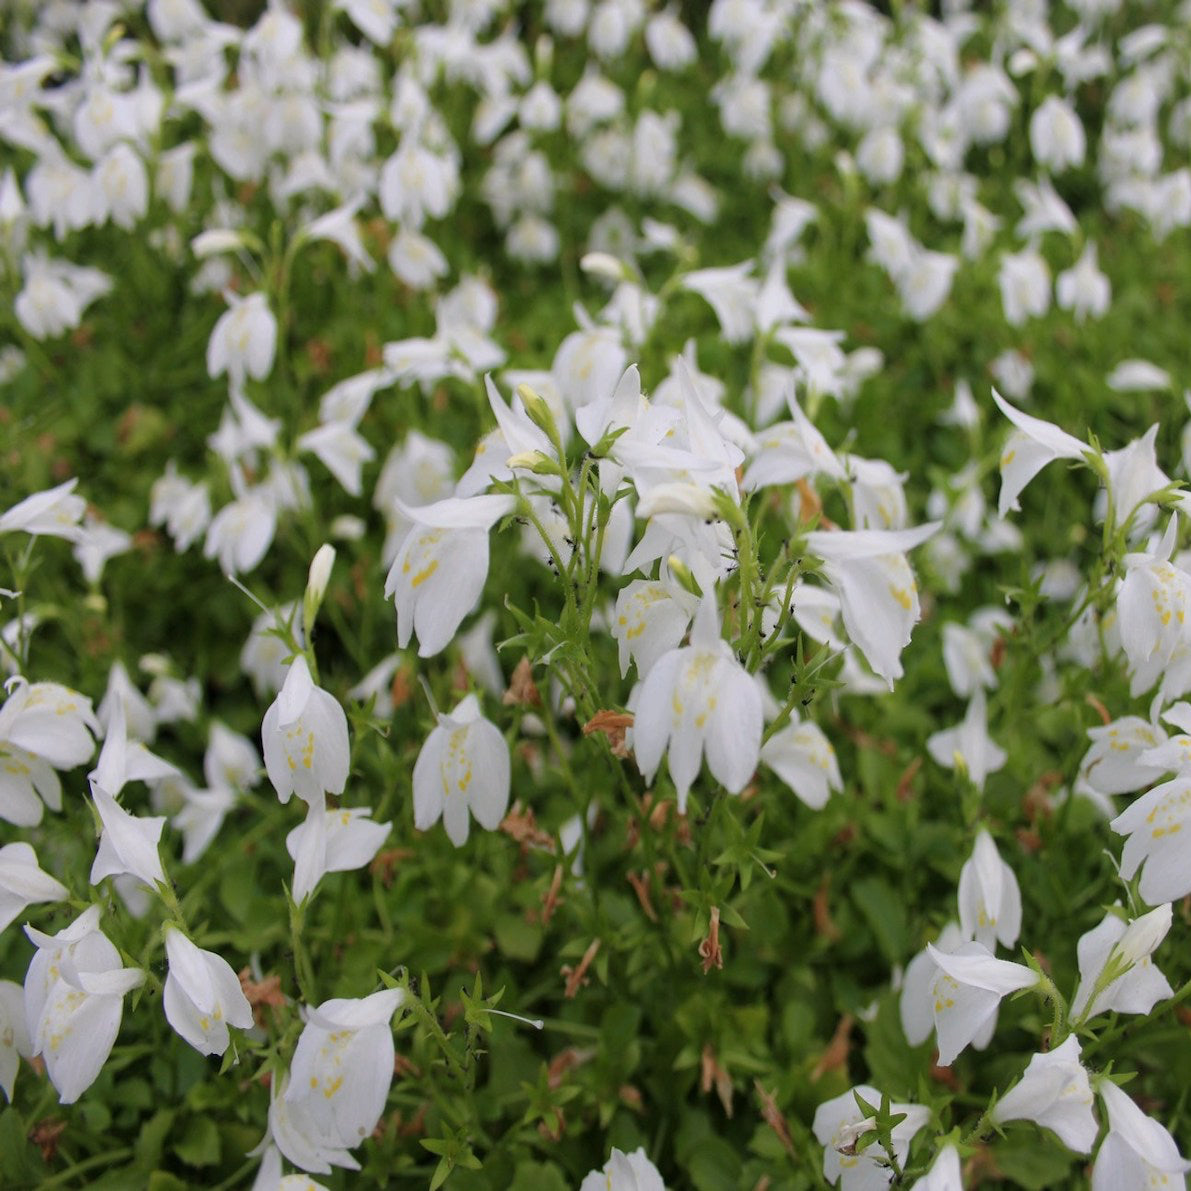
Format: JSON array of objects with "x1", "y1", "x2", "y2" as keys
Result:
[
  {"x1": 173, "y1": 1116, "x2": 221, "y2": 1168},
  {"x1": 134, "y1": 1109, "x2": 176, "y2": 1170},
  {"x1": 851, "y1": 876, "x2": 908, "y2": 964},
  {"x1": 0, "y1": 1108, "x2": 40, "y2": 1183},
  {"x1": 993, "y1": 1129, "x2": 1076, "y2": 1190}
]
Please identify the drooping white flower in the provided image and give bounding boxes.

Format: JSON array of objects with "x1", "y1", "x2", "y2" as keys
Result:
[
  {"x1": 759, "y1": 716, "x2": 841, "y2": 810},
  {"x1": 1111, "y1": 771, "x2": 1191, "y2": 902},
  {"x1": 1092, "y1": 1081, "x2": 1191, "y2": 1191},
  {"x1": 286, "y1": 804, "x2": 391, "y2": 902},
  {"x1": 163, "y1": 927, "x2": 255, "y2": 1056},
  {"x1": 1070, "y1": 904, "x2": 1173, "y2": 1021},
  {"x1": 24, "y1": 906, "x2": 145, "y2": 1104},
  {"x1": 926, "y1": 942, "x2": 1038, "y2": 1066},
  {"x1": 1030, "y1": 95, "x2": 1086, "y2": 172},
  {"x1": 909, "y1": 1145, "x2": 962, "y2": 1191},
  {"x1": 927, "y1": 691, "x2": 1007, "y2": 793},
  {"x1": 632, "y1": 596, "x2": 762, "y2": 812},
  {"x1": 956, "y1": 828, "x2": 1021, "y2": 951},
  {"x1": 286, "y1": 989, "x2": 404, "y2": 1150},
  {"x1": 0, "y1": 979, "x2": 31, "y2": 1101},
  {"x1": 262, "y1": 656, "x2": 351, "y2": 807},
  {"x1": 1079, "y1": 716, "x2": 1168, "y2": 795},
  {"x1": 383, "y1": 494, "x2": 515, "y2": 658},
  {"x1": 812, "y1": 1084, "x2": 930, "y2": 1191},
  {"x1": 89, "y1": 781, "x2": 167, "y2": 890},
  {"x1": 1057, "y1": 243, "x2": 1110, "y2": 322},
  {"x1": 991, "y1": 1036, "x2": 1097, "y2": 1153},
  {"x1": 413, "y1": 694, "x2": 509, "y2": 847},
  {"x1": 0, "y1": 479, "x2": 87, "y2": 541},
  {"x1": 990, "y1": 388, "x2": 1087, "y2": 518},
  {"x1": 207, "y1": 292, "x2": 278, "y2": 385},
  {"x1": 611, "y1": 577, "x2": 697, "y2": 679},
  {"x1": 579, "y1": 1145, "x2": 666, "y2": 1191},
  {"x1": 998, "y1": 246, "x2": 1051, "y2": 326},
  {"x1": 805, "y1": 523, "x2": 940, "y2": 688},
  {"x1": 0, "y1": 842, "x2": 69, "y2": 933}
]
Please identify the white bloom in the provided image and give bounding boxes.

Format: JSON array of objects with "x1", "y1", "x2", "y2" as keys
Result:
[
  {"x1": 632, "y1": 596, "x2": 762, "y2": 811},
  {"x1": 383, "y1": 495, "x2": 515, "y2": 658},
  {"x1": 413, "y1": 694, "x2": 509, "y2": 847},
  {"x1": 956, "y1": 828, "x2": 1021, "y2": 950},
  {"x1": 1080, "y1": 716, "x2": 1167, "y2": 795},
  {"x1": 991, "y1": 389, "x2": 1087, "y2": 517},
  {"x1": 286, "y1": 989, "x2": 404, "y2": 1149},
  {"x1": 910, "y1": 1145, "x2": 962, "y2": 1191},
  {"x1": 24, "y1": 907, "x2": 145, "y2": 1104},
  {"x1": 760, "y1": 716, "x2": 841, "y2": 810},
  {"x1": 89, "y1": 781, "x2": 167, "y2": 890},
  {"x1": 163, "y1": 927, "x2": 254, "y2": 1056},
  {"x1": 207, "y1": 292, "x2": 278, "y2": 385},
  {"x1": 1070, "y1": 904, "x2": 1173, "y2": 1021},
  {"x1": 805, "y1": 523, "x2": 940, "y2": 688},
  {"x1": 611, "y1": 577, "x2": 696, "y2": 679},
  {"x1": 999, "y1": 247, "x2": 1051, "y2": 326},
  {"x1": 812, "y1": 1084, "x2": 930, "y2": 1191},
  {"x1": 0, "y1": 479, "x2": 86, "y2": 541},
  {"x1": 1057, "y1": 243, "x2": 1110, "y2": 321},
  {"x1": 1029, "y1": 96, "x2": 1086, "y2": 171},
  {"x1": 927, "y1": 691, "x2": 1007, "y2": 793},
  {"x1": 1092, "y1": 1081, "x2": 1191, "y2": 1191},
  {"x1": 0, "y1": 979, "x2": 31, "y2": 1101},
  {"x1": 262, "y1": 657, "x2": 350, "y2": 807},
  {"x1": 579, "y1": 1145, "x2": 666, "y2": 1190},
  {"x1": 0, "y1": 842, "x2": 69, "y2": 933},
  {"x1": 296, "y1": 421, "x2": 376, "y2": 497},
  {"x1": 927, "y1": 942, "x2": 1037, "y2": 1066},
  {"x1": 991, "y1": 1036, "x2": 1097, "y2": 1153},
  {"x1": 286, "y1": 804, "x2": 391, "y2": 902},
  {"x1": 203, "y1": 491, "x2": 277, "y2": 575}
]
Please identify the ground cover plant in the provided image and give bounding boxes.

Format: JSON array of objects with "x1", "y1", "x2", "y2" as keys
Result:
[{"x1": 2, "y1": 0, "x2": 1191, "y2": 1186}]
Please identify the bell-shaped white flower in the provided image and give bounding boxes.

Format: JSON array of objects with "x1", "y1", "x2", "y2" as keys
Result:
[
  {"x1": 24, "y1": 906, "x2": 145, "y2": 1104},
  {"x1": 1080, "y1": 716, "x2": 1168, "y2": 795},
  {"x1": 1092, "y1": 1081, "x2": 1191, "y2": 1191},
  {"x1": 267, "y1": 1074, "x2": 361, "y2": 1175},
  {"x1": 956, "y1": 828, "x2": 1021, "y2": 951},
  {"x1": 998, "y1": 246, "x2": 1051, "y2": 326},
  {"x1": 413, "y1": 694, "x2": 509, "y2": 847},
  {"x1": 0, "y1": 478, "x2": 87, "y2": 541},
  {"x1": 1, "y1": 978, "x2": 31, "y2": 1101},
  {"x1": 632, "y1": 595, "x2": 762, "y2": 811},
  {"x1": 991, "y1": 388, "x2": 1087, "y2": 517},
  {"x1": 1057, "y1": 243, "x2": 1110, "y2": 322},
  {"x1": 1029, "y1": 95, "x2": 1086, "y2": 172},
  {"x1": 579, "y1": 1146, "x2": 666, "y2": 1191},
  {"x1": 812, "y1": 1084, "x2": 930, "y2": 1191},
  {"x1": 900, "y1": 922, "x2": 971, "y2": 1049},
  {"x1": 760, "y1": 715, "x2": 841, "y2": 810},
  {"x1": 286, "y1": 988, "x2": 404, "y2": 1149},
  {"x1": 927, "y1": 691, "x2": 1007, "y2": 793},
  {"x1": 612, "y1": 576, "x2": 697, "y2": 679},
  {"x1": 927, "y1": 941, "x2": 1038, "y2": 1066},
  {"x1": 991, "y1": 1036, "x2": 1097, "y2": 1153},
  {"x1": 0, "y1": 842, "x2": 69, "y2": 933},
  {"x1": 262, "y1": 657, "x2": 350, "y2": 807},
  {"x1": 1070, "y1": 904, "x2": 1173, "y2": 1021},
  {"x1": 805, "y1": 523, "x2": 940, "y2": 688},
  {"x1": 286, "y1": 804, "x2": 391, "y2": 902},
  {"x1": 89, "y1": 781, "x2": 167, "y2": 890},
  {"x1": 1111, "y1": 774, "x2": 1191, "y2": 902},
  {"x1": 384, "y1": 494, "x2": 515, "y2": 658},
  {"x1": 163, "y1": 927, "x2": 254, "y2": 1056},
  {"x1": 910, "y1": 1144, "x2": 963, "y2": 1191},
  {"x1": 207, "y1": 291, "x2": 278, "y2": 385}
]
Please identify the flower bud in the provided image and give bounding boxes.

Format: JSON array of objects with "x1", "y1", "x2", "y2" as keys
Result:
[{"x1": 303, "y1": 543, "x2": 336, "y2": 631}]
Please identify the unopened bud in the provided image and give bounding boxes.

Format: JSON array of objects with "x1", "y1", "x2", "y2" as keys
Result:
[
  {"x1": 303, "y1": 543, "x2": 336, "y2": 631},
  {"x1": 507, "y1": 450, "x2": 562, "y2": 477}
]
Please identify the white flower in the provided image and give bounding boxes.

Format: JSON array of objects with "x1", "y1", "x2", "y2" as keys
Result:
[
  {"x1": 0, "y1": 479, "x2": 87, "y2": 541},
  {"x1": 1070, "y1": 904, "x2": 1173, "y2": 1021},
  {"x1": 207, "y1": 292, "x2": 278, "y2": 385},
  {"x1": 286, "y1": 989, "x2": 404, "y2": 1150},
  {"x1": 413, "y1": 694, "x2": 509, "y2": 847},
  {"x1": 0, "y1": 842, "x2": 68, "y2": 933},
  {"x1": 1029, "y1": 95, "x2": 1086, "y2": 171},
  {"x1": 805, "y1": 523, "x2": 940, "y2": 688},
  {"x1": 1080, "y1": 716, "x2": 1168, "y2": 795},
  {"x1": 1057, "y1": 243, "x2": 1110, "y2": 321},
  {"x1": 1092, "y1": 1081, "x2": 1191, "y2": 1191},
  {"x1": 991, "y1": 388, "x2": 1087, "y2": 518},
  {"x1": 24, "y1": 906, "x2": 145, "y2": 1104},
  {"x1": 632, "y1": 596, "x2": 762, "y2": 812},
  {"x1": 296, "y1": 421, "x2": 376, "y2": 497},
  {"x1": 89, "y1": 781, "x2": 167, "y2": 890},
  {"x1": 991, "y1": 1036, "x2": 1097, "y2": 1153},
  {"x1": 1111, "y1": 772, "x2": 1191, "y2": 903},
  {"x1": 0, "y1": 979, "x2": 31, "y2": 1101},
  {"x1": 383, "y1": 495, "x2": 515, "y2": 658},
  {"x1": 927, "y1": 691, "x2": 1007, "y2": 793},
  {"x1": 203, "y1": 491, "x2": 277, "y2": 575},
  {"x1": 956, "y1": 828, "x2": 1021, "y2": 951},
  {"x1": 998, "y1": 247, "x2": 1051, "y2": 326},
  {"x1": 926, "y1": 941, "x2": 1037, "y2": 1066},
  {"x1": 262, "y1": 657, "x2": 351, "y2": 807},
  {"x1": 286, "y1": 804, "x2": 391, "y2": 902},
  {"x1": 612, "y1": 577, "x2": 696, "y2": 679},
  {"x1": 910, "y1": 1145, "x2": 962, "y2": 1191},
  {"x1": 812, "y1": 1084, "x2": 930, "y2": 1191},
  {"x1": 579, "y1": 1145, "x2": 666, "y2": 1190},
  {"x1": 760, "y1": 716, "x2": 841, "y2": 810},
  {"x1": 163, "y1": 927, "x2": 255, "y2": 1056}
]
